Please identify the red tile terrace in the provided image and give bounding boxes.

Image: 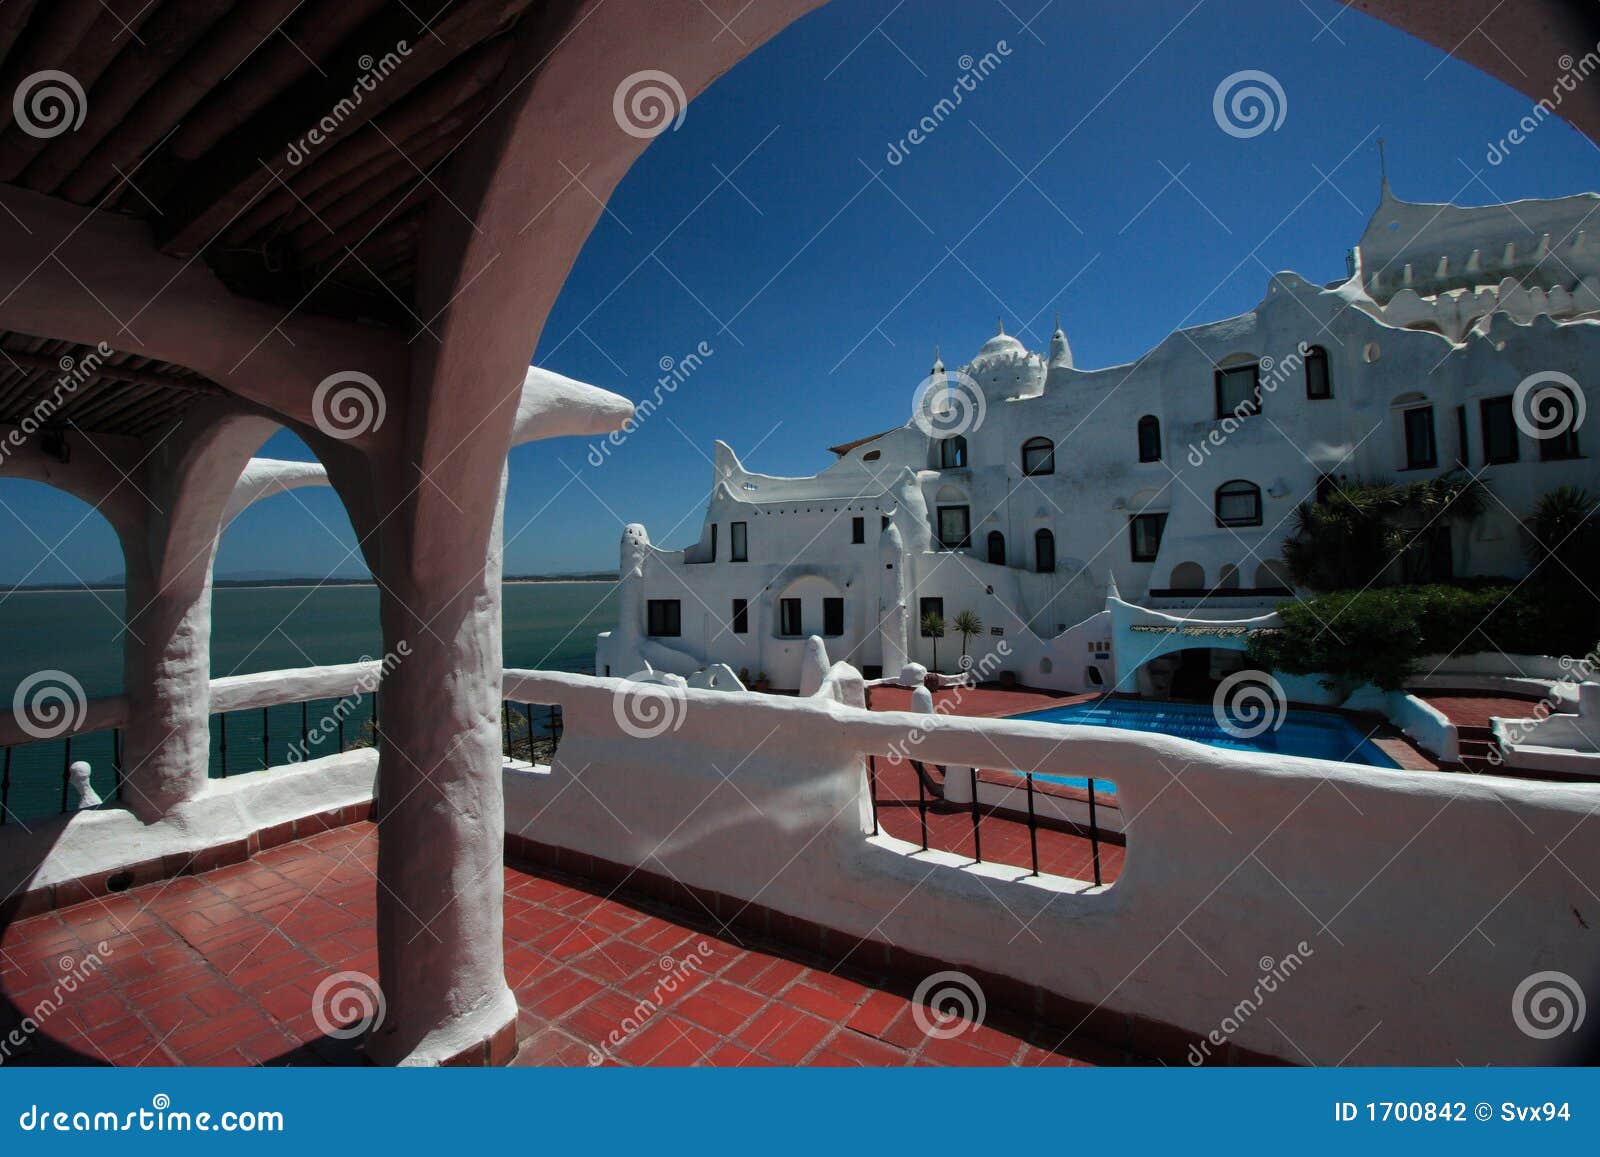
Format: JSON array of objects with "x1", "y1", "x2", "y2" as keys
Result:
[{"x1": 0, "y1": 822, "x2": 1143, "y2": 1068}]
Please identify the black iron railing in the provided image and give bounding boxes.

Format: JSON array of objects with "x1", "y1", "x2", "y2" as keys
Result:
[
  {"x1": 868, "y1": 753, "x2": 1107, "y2": 886},
  {"x1": 500, "y1": 701, "x2": 563, "y2": 763}
]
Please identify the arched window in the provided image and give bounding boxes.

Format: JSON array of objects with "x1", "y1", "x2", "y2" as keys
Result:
[
  {"x1": 1169, "y1": 561, "x2": 1205, "y2": 590},
  {"x1": 939, "y1": 435, "x2": 967, "y2": 469},
  {"x1": 986, "y1": 530, "x2": 1006, "y2": 566},
  {"x1": 1137, "y1": 415, "x2": 1161, "y2": 462},
  {"x1": 1021, "y1": 437, "x2": 1055, "y2": 476},
  {"x1": 1304, "y1": 345, "x2": 1331, "y2": 399},
  {"x1": 1218, "y1": 563, "x2": 1240, "y2": 589},
  {"x1": 1215, "y1": 480, "x2": 1263, "y2": 527},
  {"x1": 1034, "y1": 528, "x2": 1056, "y2": 573}
]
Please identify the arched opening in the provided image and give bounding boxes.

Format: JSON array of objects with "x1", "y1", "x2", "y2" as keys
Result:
[
  {"x1": 1137, "y1": 415, "x2": 1161, "y2": 462},
  {"x1": 938, "y1": 434, "x2": 968, "y2": 469},
  {"x1": 1134, "y1": 646, "x2": 1249, "y2": 701},
  {"x1": 1169, "y1": 561, "x2": 1205, "y2": 590},
  {"x1": 210, "y1": 428, "x2": 386, "y2": 773},
  {"x1": 1034, "y1": 528, "x2": 1056, "y2": 573},
  {"x1": 986, "y1": 529, "x2": 1006, "y2": 566},
  {"x1": 1304, "y1": 345, "x2": 1331, "y2": 399},
  {"x1": 1021, "y1": 437, "x2": 1055, "y2": 476},
  {"x1": 0, "y1": 479, "x2": 128, "y2": 823},
  {"x1": 1215, "y1": 480, "x2": 1263, "y2": 527},
  {"x1": 1218, "y1": 563, "x2": 1241, "y2": 590}
]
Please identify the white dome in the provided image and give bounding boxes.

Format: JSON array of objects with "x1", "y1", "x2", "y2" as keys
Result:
[{"x1": 976, "y1": 320, "x2": 1025, "y2": 359}]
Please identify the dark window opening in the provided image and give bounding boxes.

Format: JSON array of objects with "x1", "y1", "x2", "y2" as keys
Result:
[
  {"x1": 1538, "y1": 388, "x2": 1582, "y2": 460},
  {"x1": 708, "y1": 523, "x2": 718, "y2": 562},
  {"x1": 1403, "y1": 406, "x2": 1437, "y2": 470},
  {"x1": 918, "y1": 597, "x2": 944, "y2": 635},
  {"x1": 1215, "y1": 480, "x2": 1263, "y2": 528},
  {"x1": 1481, "y1": 396, "x2": 1519, "y2": 464},
  {"x1": 1021, "y1": 437, "x2": 1055, "y2": 476},
  {"x1": 730, "y1": 521, "x2": 748, "y2": 561},
  {"x1": 646, "y1": 600, "x2": 681, "y2": 638},
  {"x1": 986, "y1": 530, "x2": 1006, "y2": 566},
  {"x1": 779, "y1": 598, "x2": 802, "y2": 637},
  {"x1": 1304, "y1": 345, "x2": 1331, "y2": 399},
  {"x1": 1455, "y1": 404, "x2": 1469, "y2": 468},
  {"x1": 1137, "y1": 415, "x2": 1161, "y2": 462},
  {"x1": 731, "y1": 598, "x2": 748, "y2": 635},
  {"x1": 823, "y1": 597, "x2": 844, "y2": 637},
  {"x1": 939, "y1": 435, "x2": 968, "y2": 469},
  {"x1": 1034, "y1": 528, "x2": 1056, "y2": 573},
  {"x1": 851, "y1": 516, "x2": 865, "y2": 544},
  {"x1": 1130, "y1": 513, "x2": 1167, "y2": 562},
  {"x1": 936, "y1": 505, "x2": 971, "y2": 549},
  {"x1": 1215, "y1": 363, "x2": 1261, "y2": 419}
]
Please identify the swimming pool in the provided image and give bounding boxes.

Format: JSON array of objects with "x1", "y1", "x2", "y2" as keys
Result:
[{"x1": 1009, "y1": 698, "x2": 1400, "y2": 796}]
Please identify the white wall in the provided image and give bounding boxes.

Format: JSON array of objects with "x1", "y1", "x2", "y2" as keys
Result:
[{"x1": 504, "y1": 669, "x2": 1600, "y2": 1065}]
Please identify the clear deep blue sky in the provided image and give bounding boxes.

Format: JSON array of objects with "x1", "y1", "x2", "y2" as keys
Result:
[{"x1": 5, "y1": 0, "x2": 1597, "y2": 584}]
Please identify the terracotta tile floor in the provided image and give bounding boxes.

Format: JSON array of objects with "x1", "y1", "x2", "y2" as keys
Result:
[
  {"x1": 867, "y1": 683, "x2": 1124, "y2": 883},
  {"x1": 0, "y1": 823, "x2": 1135, "y2": 1067},
  {"x1": 1414, "y1": 691, "x2": 1548, "y2": 729}
]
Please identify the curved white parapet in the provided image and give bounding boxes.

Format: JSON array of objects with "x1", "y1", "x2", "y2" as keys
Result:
[{"x1": 500, "y1": 667, "x2": 1600, "y2": 1065}]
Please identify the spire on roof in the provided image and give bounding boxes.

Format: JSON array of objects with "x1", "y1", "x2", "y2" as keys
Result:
[
  {"x1": 996, "y1": 318, "x2": 1005, "y2": 336},
  {"x1": 931, "y1": 344, "x2": 943, "y2": 373}
]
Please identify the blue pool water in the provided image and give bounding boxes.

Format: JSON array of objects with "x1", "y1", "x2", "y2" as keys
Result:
[{"x1": 1011, "y1": 698, "x2": 1400, "y2": 796}]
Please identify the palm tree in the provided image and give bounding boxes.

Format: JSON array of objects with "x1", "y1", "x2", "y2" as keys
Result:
[
  {"x1": 951, "y1": 610, "x2": 984, "y2": 668},
  {"x1": 920, "y1": 610, "x2": 945, "y2": 673}
]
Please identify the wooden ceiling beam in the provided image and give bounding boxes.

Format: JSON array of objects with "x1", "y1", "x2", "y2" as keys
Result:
[{"x1": 159, "y1": 0, "x2": 536, "y2": 256}]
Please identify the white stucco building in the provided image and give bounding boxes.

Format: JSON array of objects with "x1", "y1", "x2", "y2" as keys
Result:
[{"x1": 599, "y1": 182, "x2": 1599, "y2": 694}]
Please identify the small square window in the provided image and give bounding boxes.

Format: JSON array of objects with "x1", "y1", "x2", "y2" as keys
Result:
[{"x1": 646, "y1": 599, "x2": 681, "y2": 637}]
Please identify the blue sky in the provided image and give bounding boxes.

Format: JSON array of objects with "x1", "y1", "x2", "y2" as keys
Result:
[{"x1": 4, "y1": 0, "x2": 1597, "y2": 584}]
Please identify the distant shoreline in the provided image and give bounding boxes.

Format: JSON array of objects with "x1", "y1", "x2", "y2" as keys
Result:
[{"x1": 2, "y1": 576, "x2": 619, "y2": 595}]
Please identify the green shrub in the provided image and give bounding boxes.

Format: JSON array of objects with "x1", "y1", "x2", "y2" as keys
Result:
[{"x1": 1248, "y1": 583, "x2": 1596, "y2": 692}]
